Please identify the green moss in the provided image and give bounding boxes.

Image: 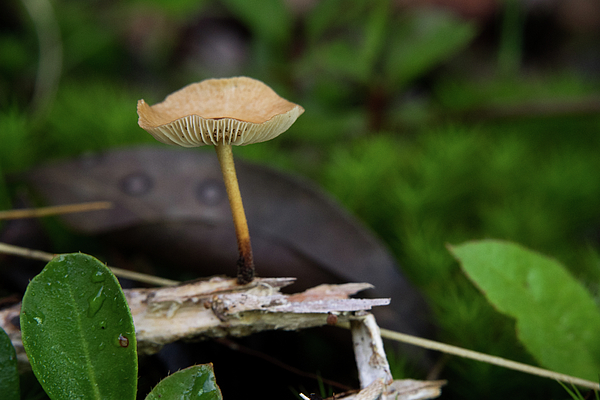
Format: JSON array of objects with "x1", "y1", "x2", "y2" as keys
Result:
[
  {"x1": 42, "y1": 79, "x2": 155, "y2": 160},
  {"x1": 319, "y1": 126, "x2": 600, "y2": 399},
  {"x1": 0, "y1": 107, "x2": 36, "y2": 172}
]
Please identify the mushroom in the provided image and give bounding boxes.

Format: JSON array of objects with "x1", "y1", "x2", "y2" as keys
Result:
[{"x1": 137, "y1": 77, "x2": 304, "y2": 284}]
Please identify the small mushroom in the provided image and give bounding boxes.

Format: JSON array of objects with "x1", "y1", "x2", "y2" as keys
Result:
[{"x1": 137, "y1": 77, "x2": 304, "y2": 284}]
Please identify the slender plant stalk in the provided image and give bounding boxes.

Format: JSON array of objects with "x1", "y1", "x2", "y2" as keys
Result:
[
  {"x1": 376, "y1": 327, "x2": 600, "y2": 391},
  {"x1": 0, "y1": 242, "x2": 179, "y2": 287},
  {"x1": 0, "y1": 201, "x2": 112, "y2": 220},
  {"x1": 214, "y1": 143, "x2": 255, "y2": 284},
  {"x1": 335, "y1": 321, "x2": 600, "y2": 390}
]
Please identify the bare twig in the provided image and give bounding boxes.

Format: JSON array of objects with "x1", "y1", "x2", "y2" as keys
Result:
[
  {"x1": 0, "y1": 242, "x2": 55, "y2": 262},
  {"x1": 0, "y1": 201, "x2": 113, "y2": 220},
  {"x1": 0, "y1": 242, "x2": 179, "y2": 287},
  {"x1": 351, "y1": 314, "x2": 392, "y2": 389},
  {"x1": 353, "y1": 325, "x2": 600, "y2": 391},
  {"x1": 336, "y1": 315, "x2": 445, "y2": 400}
]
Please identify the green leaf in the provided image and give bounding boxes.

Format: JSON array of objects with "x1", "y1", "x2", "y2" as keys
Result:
[
  {"x1": 145, "y1": 364, "x2": 223, "y2": 400},
  {"x1": 361, "y1": 0, "x2": 390, "y2": 79},
  {"x1": 0, "y1": 327, "x2": 20, "y2": 400},
  {"x1": 448, "y1": 239, "x2": 600, "y2": 381},
  {"x1": 301, "y1": 0, "x2": 389, "y2": 84},
  {"x1": 20, "y1": 253, "x2": 138, "y2": 400},
  {"x1": 384, "y1": 9, "x2": 476, "y2": 88}
]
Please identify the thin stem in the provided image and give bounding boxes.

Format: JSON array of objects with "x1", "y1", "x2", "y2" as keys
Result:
[
  {"x1": 0, "y1": 242, "x2": 179, "y2": 286},
  {"x1": 376, "y1": 327, "x2": 600, "y2": 391},
  {"x1": 214, "y1": 144, "x2": 255, "y2": 284},
  {"x1": 336, "y1": 321, "x2": 600, "y2": 390},
  {"x1": 0, "y1": 201, "x2": 112, "y2": 220}
]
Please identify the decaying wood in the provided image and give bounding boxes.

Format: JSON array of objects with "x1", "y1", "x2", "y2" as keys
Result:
[
  {"x1": 299, "y1": 314, "x2": 444, "y2": 400},
  {"x1": 0, "y1": 276, "x2": 389, "y2": 366},
  {"x1": 1, "y1": 275, "x2": 444, "y2": 399},
  {"x1": 129, "y1": 276, "x2": 390, "y2": 353},
  {"x1": 386, "y1": 380, "x2": 446, "y2": 400},
  {"x1": 335, "y1": 314, "x2": 445, "y2": 400},
  {"x1": 333, "y1": 379, "x2": 446, "y2": 400},
  {"x1": 351, "y1": 314, "x2": 393, "y2": 389},
  {"x1": 343, "y1": 378, "x2": 385, "y2": 400}
]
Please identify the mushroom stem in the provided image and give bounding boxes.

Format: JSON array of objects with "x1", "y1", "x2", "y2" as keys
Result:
[{"x1": 215, "y1": 143, "x2": 255, "y2": 284}]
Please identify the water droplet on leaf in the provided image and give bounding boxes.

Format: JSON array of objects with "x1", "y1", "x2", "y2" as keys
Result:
[
  {"x1": 91, "y1": 270, "x2": 105, "y2": 283},
  {"x1": 29, "y1": 310, "x2": 45, "y2": 326},
  {"x1": 87, "y1": 286, "x2": 106, "y2": 317}
]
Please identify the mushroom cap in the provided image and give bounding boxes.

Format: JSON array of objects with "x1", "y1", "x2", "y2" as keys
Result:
[{"x1": 137, "y1": 77, "x2": 304, "y2": 147}]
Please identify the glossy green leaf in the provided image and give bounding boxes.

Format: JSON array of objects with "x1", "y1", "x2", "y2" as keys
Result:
[
  {"x1": 0, "y1": 327, "x2": 20, "y2": 400},
  {"x1": 449, "y1": 239, "x2": 600, "y2": 380},
  {"x1": 145, "y1": 364, "x2": 222, "y2": 400},
  {"x1": 20, "y1": 253, "x2": 137, "y2": 400}
]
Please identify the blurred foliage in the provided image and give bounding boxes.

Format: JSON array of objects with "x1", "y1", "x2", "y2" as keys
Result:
[
  {"x1": 1, "y1": 0, "x2": 600, "y2": 399},
  {"x1": 43, "y1": 80, "x2": 156, "y2": 158}
]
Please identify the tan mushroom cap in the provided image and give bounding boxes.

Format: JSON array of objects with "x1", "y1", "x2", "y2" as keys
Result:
[{"x1": 137, "y1": 77, "x2": 304, "y2": 147}]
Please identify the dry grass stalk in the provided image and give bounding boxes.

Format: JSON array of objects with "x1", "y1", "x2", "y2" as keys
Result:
[{"x1": 0, "y1": 201, "x2": 112, "y2": 220}]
